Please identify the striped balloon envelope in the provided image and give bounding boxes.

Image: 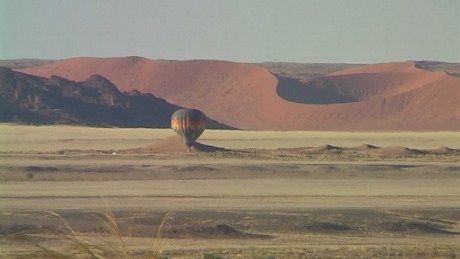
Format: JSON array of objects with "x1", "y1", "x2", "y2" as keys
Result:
[{"x1": 171, "y1": 108, "x2": 207, "y2": 147}]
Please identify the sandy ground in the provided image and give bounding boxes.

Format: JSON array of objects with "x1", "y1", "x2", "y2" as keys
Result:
[{"x1": 0, "y1": 125, "x2": 459, "y2": 258}]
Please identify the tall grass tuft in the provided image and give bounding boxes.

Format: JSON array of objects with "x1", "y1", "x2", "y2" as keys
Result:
[
  {"x1": 152, "y1": 211, "x2": 174, "y2": 258},
  {"x1": 9, "y1": 208, "x2": 173, "y2": 259}
]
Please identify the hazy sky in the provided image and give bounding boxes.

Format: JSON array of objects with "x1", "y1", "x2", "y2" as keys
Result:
[{"x1": 1, "y1": 0, "x2": 459, "y2": 63}]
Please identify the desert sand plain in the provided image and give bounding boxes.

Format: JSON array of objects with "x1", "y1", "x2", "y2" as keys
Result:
[{"x1": 1, "y1": 124, "x2": 460, "y2": 258}]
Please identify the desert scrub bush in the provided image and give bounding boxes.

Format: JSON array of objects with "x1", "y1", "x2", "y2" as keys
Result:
[
  {"x1": 202, "y1": 253, "x2": 222, "y2": 259},
  {"x1": 9, "y1": 208, "x2": 173, "y2": 259}
]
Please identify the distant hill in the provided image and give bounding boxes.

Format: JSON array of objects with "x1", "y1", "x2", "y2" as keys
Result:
[
  {"x1": 414, "y1": 60, "x2": 460, "y2": 78},
  {"x1": 17, "y1": 57, "x2": 460, "y2": 130},
  {"x1": 0, "y1": 67, "x2": 230, "y2": 128},
  {"x1": 258, "y1": 60, "x2": 460, "y2": 80},
  {"x1": 0, "y1": 59, "x2": 55, "y2": 69},
  {"x1": 258, "y1": 62, "x2": 359, "y2": 82}
]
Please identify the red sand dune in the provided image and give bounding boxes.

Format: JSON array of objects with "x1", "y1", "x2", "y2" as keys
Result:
[
  {"x1": 122, "y1": 135, "x2": 226, "y2": 153},
  {"x1": 19, "y1": 57, "x2": 460, "y2": 130}
]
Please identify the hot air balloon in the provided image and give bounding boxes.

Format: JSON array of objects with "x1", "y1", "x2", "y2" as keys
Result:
[{"x1": 171, "y1": 108, "x2": 207, "y2": 147}]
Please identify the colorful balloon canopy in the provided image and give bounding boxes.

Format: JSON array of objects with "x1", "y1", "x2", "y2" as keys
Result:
[{"x1": 171, "y1": 108, "x2": 207, "y2": 147}]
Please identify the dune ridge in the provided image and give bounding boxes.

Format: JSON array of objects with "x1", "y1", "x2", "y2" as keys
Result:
[
  {"x1": 120, "y1": 135, "x2": 460, "y2": 162},
  {"x1": 18, "y1": 57, "x2": 460, "y2": 130},
  {"x1": 122, "y1": 135, "x2": 227, "y2": 153}
]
